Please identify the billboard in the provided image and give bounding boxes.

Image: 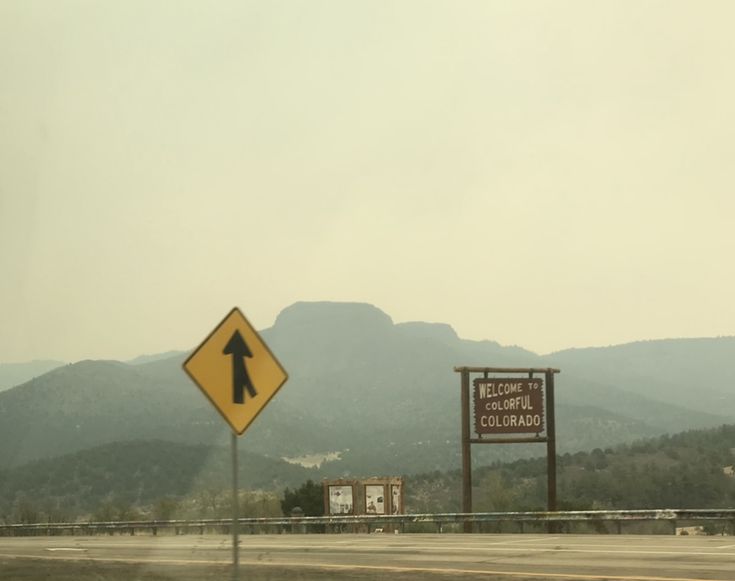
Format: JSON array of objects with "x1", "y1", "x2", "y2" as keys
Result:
[
  {"x1": 474, "y1": 377, "x2": 544, "y2": 434},
  {"x1": 324, "y1": 478, "x2": 404, "y2": 516},
  {"x1": 328, "y1": 485, "x2": 354, "y2": 514},
  {"x1": 391, "y1": 484, "x2": 401, "y2": 514},
  {"x1": 364, "y1": 485, "x2": 385, "y2": 514}
]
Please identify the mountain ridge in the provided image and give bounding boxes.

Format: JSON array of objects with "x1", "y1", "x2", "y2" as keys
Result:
[{"x1": 1, "y1": 301, "x2": 732, "y2": 476}]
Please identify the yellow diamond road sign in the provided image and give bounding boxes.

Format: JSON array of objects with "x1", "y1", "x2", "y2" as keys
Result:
[{"x1": 183, "y1": 307, "x2": 288, "y2": 435}]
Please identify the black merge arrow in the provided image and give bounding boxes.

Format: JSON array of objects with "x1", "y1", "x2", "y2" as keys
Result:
[{"x1": 223, "y1": 330, "x2": 257, "y2": 404}]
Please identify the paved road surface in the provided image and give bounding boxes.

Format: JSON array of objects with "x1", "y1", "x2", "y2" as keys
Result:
[{"x1": 1, "y1": 533, "x2": 734, "y2": 580}]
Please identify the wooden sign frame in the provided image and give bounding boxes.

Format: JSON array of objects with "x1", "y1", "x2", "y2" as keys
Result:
[{"x1": 454, "y1": 366, "x2": 560, "y2": 533}]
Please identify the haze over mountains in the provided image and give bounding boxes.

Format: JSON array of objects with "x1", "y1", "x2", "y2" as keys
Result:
[
  {"x1": 0, "y1": 360, "x2": 65, "y2": 392},
  {"x1": 1, "y1": 301, "x2": 733, "y2": 480}
]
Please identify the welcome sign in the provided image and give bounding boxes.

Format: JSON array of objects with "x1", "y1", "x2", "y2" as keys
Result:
[{"x1": 473, "y1": 377, "x2": 545, "y2": 434}]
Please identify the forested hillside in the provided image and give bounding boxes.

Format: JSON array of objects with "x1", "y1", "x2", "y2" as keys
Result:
[
  {"x1": 2, "y1": 424, "x2": 734, "y2": 525},
  {"x1": 0, "y1": 440, "x2": 314, "y2": 524},
  {"x1": 406, "y1": 424, "x2": 735, "y2": 514}
]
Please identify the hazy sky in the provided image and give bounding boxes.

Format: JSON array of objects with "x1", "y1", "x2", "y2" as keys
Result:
[{"x1": 2, "y1": 1, "x2": 734, "y2": 363}]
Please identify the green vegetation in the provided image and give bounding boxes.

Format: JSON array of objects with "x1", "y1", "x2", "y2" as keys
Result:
[
  {"x1": 0, "y1": 440, "x2": 312, "y2": 524},
  {"x1": 404, "y1": 424, "x2": 735, "y2": 513},
  {"x1": 281, "y1": 479, "x2": 324, "y2": 516},
  {"x1": 2, "y1": 424, "x2": 734, "y2": 525}
]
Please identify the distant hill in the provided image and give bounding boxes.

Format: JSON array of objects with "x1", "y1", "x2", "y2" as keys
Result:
[
  {"x1": 0, "y1": 360, "x2": 64, "y2": 392},
  {"x1": 546, "y1": 338, "x2": 735, "y2": 418},
  {"x1": 126, "y1": 351, "x2": 186, "y2": 366},
  {"x1": 0, "y1": 302, "x2": 732, "y2": 477}
]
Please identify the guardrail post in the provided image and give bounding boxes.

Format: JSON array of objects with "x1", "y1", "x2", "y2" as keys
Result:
[{"x1": 290, "y1": 508, "x2": 305, "y2": 534}]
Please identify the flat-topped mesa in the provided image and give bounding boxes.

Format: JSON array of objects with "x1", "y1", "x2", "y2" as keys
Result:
[
  {"x1": 395, "y1": 321, "x2": 459, "y2": 344},
  {"x1": 271, "y1": 301, "x2": 394, "y2": 334}
]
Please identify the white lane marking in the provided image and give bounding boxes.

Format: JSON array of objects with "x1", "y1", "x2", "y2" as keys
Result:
[
  {"x1": 42, "y1": 540, "x2": 735, "y2": 558},
  {"x1": 369, "y1": 545, "x2": 735, "y2": 558},
  {"x1": 238, "y1": 559, "x2": 735, "y2": 581},
  {"x1": 232, "y1": 541, "x2": 735, "y2": 558},
  {"x1": 493, "y1": 541, "x2": 735, "y2": 551},
  {"x1": 0, "y1": 552, "x2": 727, "y2": 581},
  {"x1": 45, "y1": 548, "x2": 87, "y2": 552}
]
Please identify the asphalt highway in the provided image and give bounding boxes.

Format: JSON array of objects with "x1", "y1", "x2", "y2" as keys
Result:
[{"x1": 1, "y1": 533, "x2": 734, "y2": 580}]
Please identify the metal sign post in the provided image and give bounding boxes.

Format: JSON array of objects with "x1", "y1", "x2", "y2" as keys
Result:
[
  {"x1": 231, "y1": 433, "x2": 239, "y2": 581},
  {"x1": 455, "y1": 366, "x2": 560, "y2": 533}
]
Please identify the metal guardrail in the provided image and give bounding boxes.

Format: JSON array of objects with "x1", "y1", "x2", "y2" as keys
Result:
[{"x1": 2, "y1": 509, "x2": 734, "y2": 537}]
